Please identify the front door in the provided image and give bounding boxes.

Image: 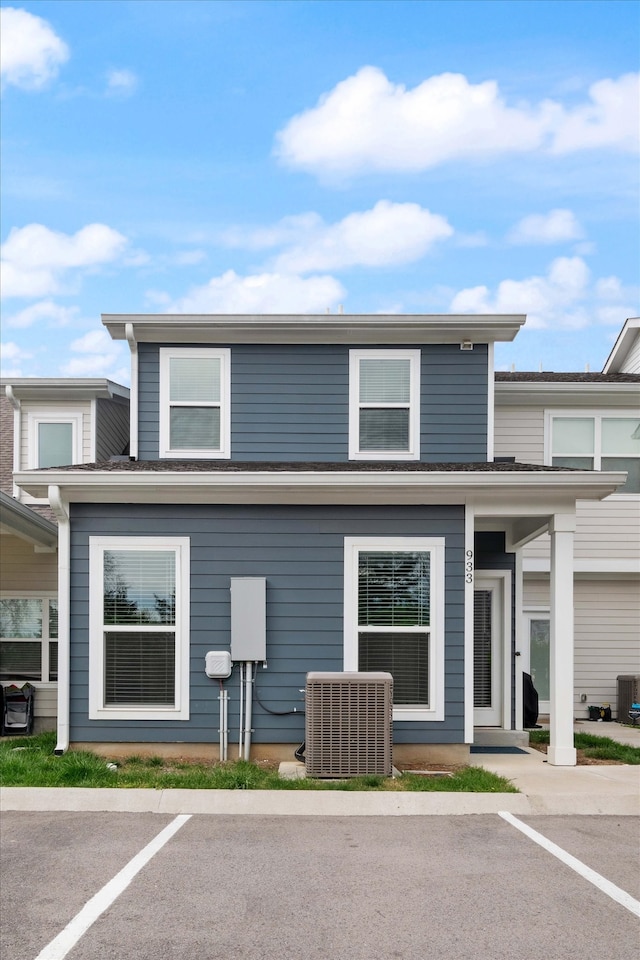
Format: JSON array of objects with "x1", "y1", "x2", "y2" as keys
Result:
[{"x1": 474, "y1": 578, "x2": 503, "y2": 726}]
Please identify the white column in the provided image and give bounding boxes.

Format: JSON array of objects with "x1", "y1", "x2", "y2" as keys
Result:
[{"x1": 548, "y1": 512, "x2": 577, "y2": 766}]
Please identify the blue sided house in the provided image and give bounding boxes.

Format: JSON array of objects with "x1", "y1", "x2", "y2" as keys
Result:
[{"x1": 15, "y1": 314, "x2": 627, "y2": 767}]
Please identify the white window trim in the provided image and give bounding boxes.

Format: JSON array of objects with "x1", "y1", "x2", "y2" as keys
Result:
[
  {"x1": 348, "y1": 349, "x2": 420, "y2": 460},
  {"x1": 159, "y1": 347, "x2": 231, "y2": 459},
  {"x1": 89, "y1": 536, "x2": 190, "y2": 721},
  {"x1": 343, "y1": 536, "x2": 445, "y2": 721},
  {"x1": 544, "y1": 408, "x2": 640, "y2": 499},
  {"x1": 27, "y1": 409, "x2": 84, "y2": 469},
  {"x1": 0, "y1": 592, "x2": 58, "y2": 684}
]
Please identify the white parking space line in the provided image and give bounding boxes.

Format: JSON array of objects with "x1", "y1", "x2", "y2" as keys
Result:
[
  {"x1": 33, "y1": 814, "x2": 192, "y2": 960},
  {"x1": 499, "y1": 812, "x2": 640, "y2": 919}
]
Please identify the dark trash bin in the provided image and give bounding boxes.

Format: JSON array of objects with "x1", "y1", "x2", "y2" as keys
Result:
[
  {"x1": 523, "y1": 672, "x2": 540, "y2": 729},
  {"x1": 2, "y1": 683, "x2": 36, "y2": 736}
]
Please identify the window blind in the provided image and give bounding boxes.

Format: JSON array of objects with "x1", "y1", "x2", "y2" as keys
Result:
[
  {"x1": 359, "y1": 359, "x2": 411, "y2": 403},
  {"x1": 169, "y1": 407, "x2": 220, "y2": 450},
  {"x1": 0, "y1": 641, "x2": 41, "y2": 681},
  {"x1": 170, "y1": 356, "x2": 221, "y2": 402},
  {"x1": 358, "y1": 551, "x2": 430, "y2": 626},
  {"x1": 104, "y1": 550, "x2": 176, "y2": 625},
  {"x1": 358, "y1": 631, "x2": 429, "y2": 705},
  {"x1": 473, "y1": 589, "x2": 492, "y2": 708},
  {"x1": 104, "y1": 632, "x2": 175, "y2": 705},
  {"x1": 359, "y1": 409, "x2": 409, "y2": 451}
]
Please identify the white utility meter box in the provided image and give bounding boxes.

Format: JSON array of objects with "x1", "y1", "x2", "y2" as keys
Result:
[
  {"x1": 205, "y1": 651, "x2": 232, "y2": 679},
  {"x1": 230, "y1": 577, "x2": 266, "y2": 661}
]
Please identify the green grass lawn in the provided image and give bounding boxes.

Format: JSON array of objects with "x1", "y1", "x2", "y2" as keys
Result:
[
  {"x1": 0, "y1": 732, "x2": 517, "y2": 792},
  {"x1": 528, "y1": 729, "x2": 640, "y2": 764}
]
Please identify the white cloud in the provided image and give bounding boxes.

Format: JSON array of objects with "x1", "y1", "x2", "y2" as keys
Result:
[
  {"x1": 4, "y1": 299, "x2": 78, "y2": 328},
  {"x1": 162, "y1": 269, "x2": 346, "y2": 313},
  {"x1": 106, "y1": 68, "x2": 138, "y2": 97},
  {"x1": 60, "y1": 328, "x2": 128, "y2": 382},
  {"x1": 276, "y1": 67, "x2": 639, "y2": 176},
  {"x1": 274, "y1": 201, "x2": 453, "y2": 273},
  {"x1": 551, "y1": 73, "x2": 639, "y2": 154},
  {"x1": 220, "y1": 202, "x2": 452, "y2": 273},
  {"x1": 1, "y1": 223, "x2": 128, "y2": 298},
  {"x1": 0, "y1": 7, "x2": 69, "y2": 90},
  {"x1": 507, "y1": 209, "x2": 584, "y2": 245},
  {"x1": 450, "y1": 257, "x2": 638, "y2": 330},
  {"x1": 0, "y1": 340, "x2": 33, "y2": 377}
]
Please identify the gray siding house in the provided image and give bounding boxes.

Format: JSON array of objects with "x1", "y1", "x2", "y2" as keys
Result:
[{"x1": 15, "y1": 314, "x2": 626, "y2": 766}]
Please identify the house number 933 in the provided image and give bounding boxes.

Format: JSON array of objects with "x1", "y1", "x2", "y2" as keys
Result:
[{"x1": 465, "y1": 549, "x2": 474, "y2": 584}]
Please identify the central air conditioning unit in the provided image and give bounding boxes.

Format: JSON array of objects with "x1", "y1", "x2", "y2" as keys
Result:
[
  {"x1": 617, "y1": 675, "x2": 640, "y2": 721},
  {"x1": 305, "y1": 672, "x2": 393, "y2": 778}
]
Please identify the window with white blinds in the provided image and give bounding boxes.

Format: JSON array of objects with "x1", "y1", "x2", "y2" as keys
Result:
[
  {"x1": 344, "y1": 537, "x2": 445, "y2": 721},
  {"x1": 0, "y1": 597, "x2": 58, "y2": 682},
  {"x1": 89, "y1": 537, "x2": 190, "y2": 720},
  {"x1": 349, "y1": 350, "x2": 420, "y2": 459},
  {"x1": 159, "y1": 348, "x2": 230, "y2": 458}
]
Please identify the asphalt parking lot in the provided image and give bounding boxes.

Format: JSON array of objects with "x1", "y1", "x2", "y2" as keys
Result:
[{"x1": 1, "y1": 813, "x2": 638, "y2": 960}]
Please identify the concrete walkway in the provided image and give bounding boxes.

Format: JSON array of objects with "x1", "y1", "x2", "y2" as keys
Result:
[
  {"x1": 1, "y1": 722, "x2": 638, "y2": 817},
  {"x1": 465, "y1": 720, "x2": 640, "y2": 814}
]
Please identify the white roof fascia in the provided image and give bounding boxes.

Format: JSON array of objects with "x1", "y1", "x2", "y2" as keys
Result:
[
  {"x1": 1, "y1": 378, "x2": 129, "y2": 402},
  {"x1": 0, "y1": 491, "x2": 58, "y2": 548},
  {"x1": 603, "y1": 318, "x2": 640, "y2": 373},
  {"x1": 494, "y1": 381, "x2": 640, "y2": 406},
  {"x1": 102, "y1": 313, "x2": 526, "y2": 345},
  {"x1": 14, "y1": 467, "x2": 625, "y2": 512}
]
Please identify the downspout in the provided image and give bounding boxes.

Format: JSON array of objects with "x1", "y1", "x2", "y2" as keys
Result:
[
  {"x1": 125, "y1": 322, "x2": 138, "y2": 460},
  {"x1": 49, "y1": 485, "x2": 70, "y2": 755}
]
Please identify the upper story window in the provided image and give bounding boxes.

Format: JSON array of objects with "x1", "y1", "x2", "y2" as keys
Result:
[
  {"x1": 27, "y1": 410, "x2": 83, "y2": 468},
  {"x1": 548, "y1": 413, "x2": 640, "y2": 493},
  {"x1": 159, "y1": 348, "x2": 231, "y2": 459},
  {"x1": 349, "y1": 350, "x2": 420, "y2": 460}
]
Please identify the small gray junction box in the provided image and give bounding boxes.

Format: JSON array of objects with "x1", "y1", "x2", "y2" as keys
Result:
[{"x1": 230, "y1": 577, "x2": 266, "y2": 661}]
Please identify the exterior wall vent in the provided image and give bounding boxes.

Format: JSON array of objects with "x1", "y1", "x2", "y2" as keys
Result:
[
  {"x1": 617, "y1": 675, "x2": 640, "y2": 720},
  {"x1": 305, "y1": 671, "x2": 393, "y2": 778}
]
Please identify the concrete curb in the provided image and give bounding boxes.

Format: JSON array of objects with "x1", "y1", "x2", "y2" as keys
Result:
[{"x1": 2, "y1": 786, "x2": 638, "y2": 816}]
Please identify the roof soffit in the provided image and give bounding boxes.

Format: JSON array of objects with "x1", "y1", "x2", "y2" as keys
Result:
[{"x1": 102, "y1": 313, "x2": 526, "y2": 345}]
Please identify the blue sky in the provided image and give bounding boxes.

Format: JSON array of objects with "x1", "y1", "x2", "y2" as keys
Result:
[{"x1": 1, "y1": 0, "x2": 638, "y2": 383}]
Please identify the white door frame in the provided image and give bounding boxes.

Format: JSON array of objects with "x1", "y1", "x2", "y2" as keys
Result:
[{"x1": 474, "y1": 571, "x2": 512, "y2": 728}]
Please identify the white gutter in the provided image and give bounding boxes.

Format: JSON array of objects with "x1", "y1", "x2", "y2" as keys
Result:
[
  {"x1": 49, "y1": 485, "x2": 70, "y2": 755},
  {"x1": 125, "y1": 323, "x2": 138, "y2": 459},
  {"x1": 486, "y1": 343, "x2": 495, "y2": 462}
]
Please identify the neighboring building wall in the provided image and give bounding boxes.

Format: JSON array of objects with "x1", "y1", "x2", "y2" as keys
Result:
[
  {"x1": 0, "y1": 395, "x2": 14, "y2": 495},
  {"x1": 494, "y1": 406, "x2": 545, "y2": 464},
  {"x1": 137, "y1": 342, "x2": 489, "y2": 462},
  {"x1": 523, "y1": 576, "x2": 640, "y2": 719},
  {"x1": 620, "y1": 332, "x2": 640, "y2": 373},
  {"x1": 69, "y1": 502, "x2": 466, "y2": 745},
  {"x1": 95, "y1": 397, "x2": 130, "y2": 461},
  {"x1": 0, "y1": 534, "x2": 58, "y2": 722},
  {"x1": 18, "y1": 399, "x2": 93, "y2": 470}
]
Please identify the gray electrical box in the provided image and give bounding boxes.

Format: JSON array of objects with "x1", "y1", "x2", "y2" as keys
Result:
[{"x1": 230, "y1": 577, "x2": 266, "y2": 661}]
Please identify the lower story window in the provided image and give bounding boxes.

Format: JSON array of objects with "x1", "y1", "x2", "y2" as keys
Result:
[
  {"x1": 0, "y1": 597, "x2": 58, "y2": 682},
  {"x1": 89, "y1": 537, "x2": 190, "y2": 721},
  {"x1": 344, "y1": 537, "x2": 445, "y2": 721}
]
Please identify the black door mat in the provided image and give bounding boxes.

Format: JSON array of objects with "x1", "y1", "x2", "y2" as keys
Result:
[{"x1": 470, "y1": 745, "x2": 529, "y2": 754}]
